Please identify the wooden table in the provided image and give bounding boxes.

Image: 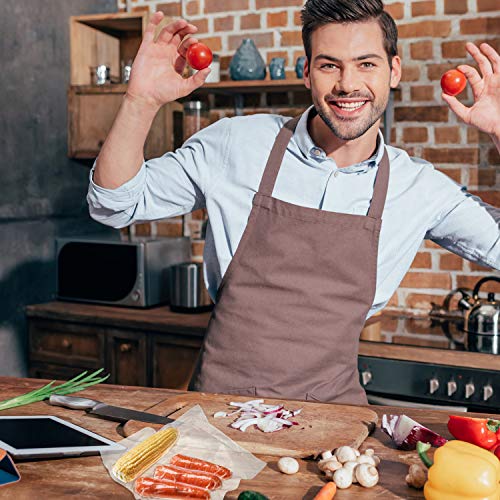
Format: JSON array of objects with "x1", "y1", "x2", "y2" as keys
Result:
[{"x1": 0, "y1": 377, "x2": 467, "y2": 499}]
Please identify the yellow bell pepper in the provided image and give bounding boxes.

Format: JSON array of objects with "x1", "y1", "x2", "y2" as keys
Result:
[{"x1": 417, "y1": 440, "x2": 500, "y2": 500}]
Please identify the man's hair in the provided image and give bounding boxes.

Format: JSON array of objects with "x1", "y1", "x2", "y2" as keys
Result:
[{"x1": 301, "y1": 0, "x2": 398, "y2": 64}]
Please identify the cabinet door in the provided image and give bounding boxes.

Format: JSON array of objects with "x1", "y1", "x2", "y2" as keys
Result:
[
  {"x1": 152, "y1": 334, "x2": 203, "y2": 390},
  {"x1": 107, "y1": 330, "x2": 148, "y2": 387},
  {"x1": 29, "y1": 362, "x2": 94, "y2": 381}
]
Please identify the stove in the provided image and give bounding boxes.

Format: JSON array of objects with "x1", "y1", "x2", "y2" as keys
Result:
[{"x1": 357, "y1": 312, "x2": 500, "y2": 413}]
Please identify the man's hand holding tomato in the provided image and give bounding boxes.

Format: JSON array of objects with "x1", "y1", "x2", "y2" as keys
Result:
[
  {"x1": 442, "y1": 42, "x2": 500, "y2": 151},
  {"x1": 125, "y1": 12, "x2": 211, "y2": 112}
]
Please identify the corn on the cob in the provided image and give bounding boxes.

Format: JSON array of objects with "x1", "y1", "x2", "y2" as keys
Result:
[{"x1": 112, "y1": 427, "x2": 179, "y2": 482}]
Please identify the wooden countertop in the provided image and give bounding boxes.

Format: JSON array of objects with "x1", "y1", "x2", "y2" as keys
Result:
[
  {"x1": 0, "y1": 376, "x2": 485, "y2": 499},
  {"x1": 27, "y1": 301, "x2": 500, "y2": 370}
]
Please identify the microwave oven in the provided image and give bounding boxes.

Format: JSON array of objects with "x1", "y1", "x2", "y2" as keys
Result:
[{"x1": 56, "y1": 236, "x2": 191, "y2": 307}]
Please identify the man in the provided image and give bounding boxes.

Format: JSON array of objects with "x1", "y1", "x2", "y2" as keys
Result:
[{"x1": 88, "y1": 0, "x2": 500, "y2": 404}]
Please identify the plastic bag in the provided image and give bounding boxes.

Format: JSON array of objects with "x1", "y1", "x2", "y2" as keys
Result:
[{"x1": 101, "y1": 405, "x2": 266, "y2": 499}]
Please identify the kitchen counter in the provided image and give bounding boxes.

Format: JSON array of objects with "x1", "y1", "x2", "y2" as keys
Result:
[{"x1": 0, "y1": 376, "x2": 484, "y2": 499}]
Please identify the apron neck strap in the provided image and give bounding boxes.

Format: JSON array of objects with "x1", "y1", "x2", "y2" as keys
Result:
[
  {"x1": 258, "y1": 115, "x2": 300, "y2": 196},
  {"x1": 366, "y1": 148, "x2": 389, "y2": 219},
  {"x1": 258, "y1": 113, "x2": 390, "y2": 220}
]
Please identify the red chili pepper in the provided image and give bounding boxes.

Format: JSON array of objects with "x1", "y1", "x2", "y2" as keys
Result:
[
  {"x1": 492, "y1": 444, "x2": 500, "y2": 460},
  {"x1": 447, "y1": 415, "x2": 500, "y2": 449}
]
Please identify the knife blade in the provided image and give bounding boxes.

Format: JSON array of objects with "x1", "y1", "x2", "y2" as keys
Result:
[{"x1": 49, "y1": 395, "x2": 174, "y2": 425}]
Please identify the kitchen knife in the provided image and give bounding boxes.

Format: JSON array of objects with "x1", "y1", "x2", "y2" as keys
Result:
[{"x1": 48, "y1": 395, "x2": 175, "y2": 425}]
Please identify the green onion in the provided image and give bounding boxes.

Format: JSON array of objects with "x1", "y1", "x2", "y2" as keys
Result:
[{"x1": 0, "y1": 369, "x2": 109, "y2": 411}]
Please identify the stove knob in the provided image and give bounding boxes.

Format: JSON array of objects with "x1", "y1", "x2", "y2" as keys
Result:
[
  {"x1": 465, "y1": 382, "x2": 475, "y2": 399},
  {"x1": 447, "y1": 380, "x2": 457, "y2": 397},
  {"x1": 429, "y1": 378, "x2": 439, "y2": 395},
  {"x1": 361, "y1": 370, "x2": 372, "y2": 386},
  {"x1": 483, "y1": 384, "x2": 494, "y2": 401}
]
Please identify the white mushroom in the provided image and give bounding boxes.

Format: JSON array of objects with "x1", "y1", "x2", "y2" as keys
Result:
[
  {"x1": 364, "y1": 448, "x2": 375, "y2": 456},
  {"x1": 333, "y1": 467, "x2": 353, "y2": 489},
  {"x1": 277, "y1": 457, "x2": 299, "y2": 475},
  {"x1": 318, "y1": 459, "x2": 342, "y2": 474},
  {"x1": 342, "y1": 461, "x2": 359, "y2": 483},
  {"x1": 356, "y1": 454, "x2": 377, "y2": 466},
  {"x1": 334, "y1": 446, "x2": 358, "y2": 464},
  {"x1": 372, "y1": 455, "x2": 381, "y2": 466},
  {"x1": 320, "y1": 450, "x2": 333, "y2": 461},
  {"x1": 356, "y1": 463, "x2": 379, "y2": 488},
  {"x1": 354, "y1": 449, "x2": 361, "y2": 457}
]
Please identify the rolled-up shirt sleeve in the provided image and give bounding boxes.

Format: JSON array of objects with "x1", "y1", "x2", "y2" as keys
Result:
[
  {"x1": 87, "y1": 117, "x2": 231, "y2": 228},
  {"x1": 425, "y1": 170, "x2": 500, "y2": 270}
]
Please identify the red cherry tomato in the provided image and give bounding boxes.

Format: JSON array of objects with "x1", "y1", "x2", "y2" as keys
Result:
[
  {"x1": 441, "y1": 69, "x2": 467, "y2": 96},
  {"x1": 186, "y1": 43, "x2": 213, "y2": 71}
]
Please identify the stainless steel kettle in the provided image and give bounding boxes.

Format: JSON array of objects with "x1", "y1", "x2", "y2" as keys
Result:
[
  {"x1": 170, "y1": 262, "x2": 213, "y2": 313},
  {"x1": 459, "y1": 276, "x2": 500, "y2": 336}
]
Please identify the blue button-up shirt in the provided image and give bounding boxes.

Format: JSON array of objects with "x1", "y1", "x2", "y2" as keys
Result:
[{"x1": 87, "y1": 106, "x2": 500, "y2": 316}]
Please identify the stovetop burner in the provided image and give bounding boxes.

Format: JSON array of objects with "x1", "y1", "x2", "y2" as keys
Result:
[{"x1": 362, "y1": 312, "x2": 500, "y2": 355}]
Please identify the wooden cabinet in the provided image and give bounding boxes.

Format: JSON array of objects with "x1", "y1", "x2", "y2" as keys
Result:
[{"x1": 26, "y1": 302, "x2": 209, "y2": 390}]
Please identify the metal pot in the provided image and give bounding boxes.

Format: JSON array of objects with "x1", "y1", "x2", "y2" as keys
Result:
[{"x1": 170, "y1": 262, "x2": 213, "y2": 313}]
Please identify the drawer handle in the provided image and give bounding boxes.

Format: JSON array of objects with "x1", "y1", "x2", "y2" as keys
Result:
[
  {"x1": 61, "y1": 338, "x2": 72, "y2": 349},
  {"x1": 120, "y1": 343, "x2": 133, "y2": 353}
]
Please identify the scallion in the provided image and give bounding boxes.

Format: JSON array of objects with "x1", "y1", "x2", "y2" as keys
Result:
[{"x1": 0, "y1": 369, "x2": 109, "y2": 411}]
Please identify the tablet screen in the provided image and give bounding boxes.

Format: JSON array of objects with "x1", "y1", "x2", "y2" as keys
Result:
[{"x1": 0, "y1": 417, "x2": 109, "y2": 449}]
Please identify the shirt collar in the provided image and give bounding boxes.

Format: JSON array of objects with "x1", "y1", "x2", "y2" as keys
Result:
[{"x1": 293, "y1": 105, "x2": 386, "y2": 174}]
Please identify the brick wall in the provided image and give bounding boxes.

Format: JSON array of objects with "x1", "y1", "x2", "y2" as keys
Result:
[{"x1": 118, "y1": 0, "x2": 499, "y2": 313}]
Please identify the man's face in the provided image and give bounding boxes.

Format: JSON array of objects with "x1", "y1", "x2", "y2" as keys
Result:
[{"x1": 303, "y1": 20, "x2": 401, "y2": 141}]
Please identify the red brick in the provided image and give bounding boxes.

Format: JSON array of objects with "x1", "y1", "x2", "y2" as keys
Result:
[
  {"x1": 214, "y1": 15, "x2": 234, "y2": 31},
  {"x1": 456, "y1": 275, "x2": 500, "y2": 292},
  {"x1": 205, "y1": 0, "x2": 248, "y2": 13},
  {"x1": 469, "y1": 190, "x2": 500, "y2": 206},
  {"x1": 410, "y1": 41, "x2": 433, "y2": 60},
  {"x1": 398, "y1": 20, "x2": 451, "y2": 38},
  {"x1": 439, "y1": 253, "x2": 464, "y2": 271},
  {"x1": 441, "y1": 41, "x2": 467, "y2": 59},
  {"x1": 191, "y1": 239, "x2": 205, "y2": 257},
  {"x1": 240, "y1": 13, "x2": 260, "y2": 30},
  {"x1": 422, "y1": 148, "x2": 479, "y2": 164},
  {"x1": 191, "y1": 208, "x2": 207, "y2": 220},
  {"x1": 412, "y1": 1, "x2": 435, "y2": 16},
  {"x1": 444, "y1": 0, "x2": 468, "y2": 14},
  {"x1": 435, "y1": 126, "x2": 461, "y2": 144},
  {"x1": 157, "y1": 2, "x2": 181, "y2": 16},
  {"x1": 477, "y1": 0, "x2": 500, "y2": 12},
  {"x1": 400, "y1": 65, "x2": 420, "y2": 82},
  {"x1": 387, "y1": 291, "x2": 399, "y2": 307},
  {"x1": 132, "y1": 5, "x2": 150, "y2": 12},
  {"x1": 425, "y1": 240, "x2": 442, "y2": 249},
  {"x1": 428, "y1": 63, "x2": 457, "y2": 81},
  {"x1": 488, "y1": 147, "x2": 500, "y2": 165},
  {"x1": 411, "y1": 252, "x2": 432, "y2": 269},
  {"x1": 197, "y1": 36, "x2": 222, "y2": 51},
  {"x1": 280, "y1": 30, "x2": 303, "y2": 47},
  {"x1": 437, "y1": 168, "x2": 462, "y2": 183},
  {"x1": 134, "y1": 223, "x2": 152, "y2": 236},
  {"x1": 395, "y1": 106, "x2": 448, "y2": 122},
  {"x1": 406, "y1": 293, "x2": 447, "y2": 310},
  {"x1": 293, "y1": 10, "x2": 301, "y2": 26},
  {"x1": 477, "y1": 168, "x2": 497, "y2": 187},
  {"x1": 228, "y1": 32, "x2": 273, "y2": 50},
  {"x1": 467, "y1": 128, "x2": 493, "y2": 144},
  {"x1": 266, "y1": 50, "x2": 288, "y2": 64},
  {"x1": 185, "y1": 0, "x2": 199, "y2": 16},
  {"x1": 411, "y1": 85, "x2": 435, "y2": 101},
  {"x1": 470, "y1": 262, "x2": 494, "y2": 271},
  {"x1": 193, "y1": 18, "x2": 208, "y2": 34},
  {"x1": 384, "y1": 2, "x2": 404, "y2": 19},
  {"x1": 267, "y1": 11, "x2": 288, "y2": 28},
  {"x1": 400, "y1": 272, "x2": 452, "y2": 289},
  {"x1": 460, "y1": 18, "x2": 500, "y2": 35},
  {"x1": 403, "y1": 126, "x2": 429, "y2": 143},
  {"x1": 157, "y1": 221, "x2": 182, "y2": 237},
  {"x1": 256, "y1": 0, "x2": 302, "y2": 7}
]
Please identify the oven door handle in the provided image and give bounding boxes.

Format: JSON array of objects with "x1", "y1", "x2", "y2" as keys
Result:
[{"x1": 367, "y1": 394, "x2": 468, "y2": 412}]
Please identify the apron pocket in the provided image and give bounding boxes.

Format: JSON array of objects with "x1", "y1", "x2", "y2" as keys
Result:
[{"x1": 222, "y1": 387, "x2": 257, "y2": 397}]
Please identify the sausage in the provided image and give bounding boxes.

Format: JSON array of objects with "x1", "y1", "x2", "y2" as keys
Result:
[
  {"x1": 135, "y1": 477, "x2": 211, "y2": 499},
  {"x1": 154, "y1": 464, "x2": 222, "y2": 490},
  {"x1": 170, "y1": 454, "x2": 232, "y2": 479}
]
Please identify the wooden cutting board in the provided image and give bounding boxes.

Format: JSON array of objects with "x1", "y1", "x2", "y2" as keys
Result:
[{"x1": 122, "y1": 393, "x2": 378, "y2": 458}]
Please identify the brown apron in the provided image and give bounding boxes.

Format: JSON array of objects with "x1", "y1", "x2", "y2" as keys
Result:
[{"x1": 190, "y1": 114, "x2": 389, "y2": 405}]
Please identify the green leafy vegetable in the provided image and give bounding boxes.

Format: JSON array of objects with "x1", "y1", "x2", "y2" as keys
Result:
[{"x1": 0, "y1": 369, "x2": 109, "y2": 411}]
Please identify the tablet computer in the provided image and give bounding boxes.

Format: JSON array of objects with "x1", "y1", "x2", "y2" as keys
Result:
[{"x1": 0, "y1": 416, "x2": 125, "y2": 459}]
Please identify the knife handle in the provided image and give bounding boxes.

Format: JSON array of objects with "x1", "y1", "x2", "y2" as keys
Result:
[{"x1": 49, "y1": 394, "x2": 99, "y2": 410}]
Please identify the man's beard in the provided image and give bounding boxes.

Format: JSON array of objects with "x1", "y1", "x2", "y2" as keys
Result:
[{"x1": 312, "y1": 90, "x2": 388, "y2": 141}]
